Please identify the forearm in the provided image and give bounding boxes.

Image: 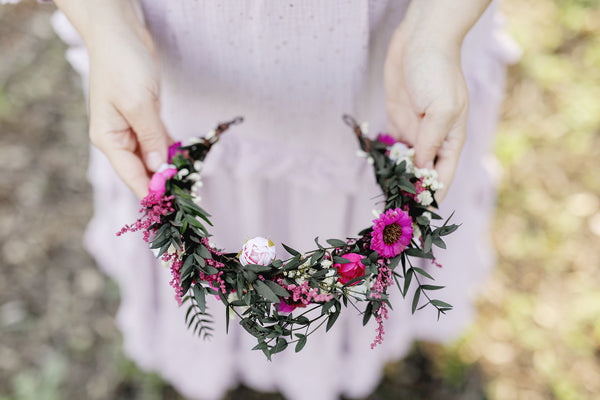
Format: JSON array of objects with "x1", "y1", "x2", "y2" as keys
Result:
[
  {"x1": 402, "y1": 0, "x2": 492, "y2": 49},
  {"x1": 53, "y1": 0, "x2": 151, "y2": 52}
]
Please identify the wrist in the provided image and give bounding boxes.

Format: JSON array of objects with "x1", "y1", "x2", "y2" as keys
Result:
[
  {"x1": 54, "y1": 0, "x2": 152, "y2": 55},
  {"x1": 400, "y1": 0, "x2": 492, "y2": 49}
]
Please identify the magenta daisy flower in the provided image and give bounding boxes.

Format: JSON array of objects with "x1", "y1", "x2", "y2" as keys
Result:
[{"x1": 370, "y1": 208, "x2": 413, "y2": 258}]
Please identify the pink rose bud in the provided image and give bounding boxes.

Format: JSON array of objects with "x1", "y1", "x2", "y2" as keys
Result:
[
  {"x1": 278, "y1": 300, "x2": 298, "y2": 314},
  {"x1": 333, "y1": 253, "x2": 366, "y2": 286},
  {"x1": 167, "y1": 141, "x2": 183, "y2": 163},
  {"x1": 148, "y1": 164, "x2": 178, "y2": 197},
  {"x1": 238, "y1": 237, "x2": 277, "y2": 266},
  {"x1": 377, "y1": 133, "x2": 397, "y2": 146}
]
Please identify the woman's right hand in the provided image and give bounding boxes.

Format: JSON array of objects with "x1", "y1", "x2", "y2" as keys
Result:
[{"x1": 55, "y1": 0, "x2": 171, "y2": 198}]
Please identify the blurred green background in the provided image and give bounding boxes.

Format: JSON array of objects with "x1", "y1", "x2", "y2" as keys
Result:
[{"x1": 1, "y1": 0, "x2": 599, "y2": 399}]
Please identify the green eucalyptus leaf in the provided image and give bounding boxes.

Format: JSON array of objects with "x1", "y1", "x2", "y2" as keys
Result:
[
  {"x1": 411, "y1": 288, "x2": 421, "y2": 314},
  {"x1": 253, "y1": 280, "x2": 280, "y2": 303},
  {"x1": 245, "y1": 264, "x2": 273, "y2": 273},
  {"x1": 192, "y1": 285, "x2": 206, "y2": 313},
  {"x1": 326, "y1": 239, "x2": 347, "y2": 248},
  {"x1": 197, "y1": 245, "x2": 212, "y2": 259},
  {"x1": 295, "y1": 336, "x2": 307, "y2": 353},
  {"x1": 404, "y1": 248, "x2": 435, "y2": 259},
  {"x1": 430, "y1": 299, "x2": 453, "y2": 309},
  {"x1": 421, "y1": 284, "x2": 444, "y2": 291},
  {"x1": 264, "y1": 280, "x2": 290, "y2": 298},
  {"x1": 332, "y1": 256, "x2": 351, "y2": 264},
  {"x1": 326, "y1": 311, "x2": 340, "y2": 332},
  {"x1": 431, "y1": 236, "x2": 447, "y2": 249},
  {"x1": 413, "y1": 267, "x2": 434, "y2": 280},
  {"x1": 403, "y1": 269, "x2": 413, "y2": 297},
  {"x1": 282, "y1": 243, "x2": 300, "y2": 257}
]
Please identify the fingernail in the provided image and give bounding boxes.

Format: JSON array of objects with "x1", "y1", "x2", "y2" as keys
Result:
[{"x1": 145, "y1": 152, "x2": 163, "y2": 172}]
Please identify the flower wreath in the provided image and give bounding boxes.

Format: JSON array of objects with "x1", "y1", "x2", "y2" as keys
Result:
[{"x1": 118, "y1": 115, "x2": 458, "y2": 359}]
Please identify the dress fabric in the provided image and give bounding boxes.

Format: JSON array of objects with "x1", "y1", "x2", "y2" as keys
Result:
[{"x1": 49, "y1": 1, "x2": 519, "y2": 399}]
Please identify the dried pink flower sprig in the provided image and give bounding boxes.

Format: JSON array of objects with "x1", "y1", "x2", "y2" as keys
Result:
[{"x1": 118, "y1": 115, "x2": 458, "y2": 359}]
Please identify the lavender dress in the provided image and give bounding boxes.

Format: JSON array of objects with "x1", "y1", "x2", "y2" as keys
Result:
[{"x1": 49, "y1": 1, "x2": 519, "y2": 399}]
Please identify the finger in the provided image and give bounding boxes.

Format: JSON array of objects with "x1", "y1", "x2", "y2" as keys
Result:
[
  {"x1": 91, "y1": 125, "x2": 151, "y2": 199},
  {"x1": 431, "y1": 118, "x2": 467, "y2": 203},
  {"x1": 386, "y1": 99, "x2": 419, "y2": 145},
  {"x1": 122, "y1": 96, "x2": 171, "y2": 172},
  {"x1": 413, "y1": 106, "x2": 456, "y2": 169},
  {"x1": 106, "y1": 147, "x2": 152, "y2": 199}
]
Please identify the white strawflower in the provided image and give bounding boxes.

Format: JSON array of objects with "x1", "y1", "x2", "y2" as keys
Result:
[
  {"x1": 194, "y1": 160, "x2": 204, "y2": 171},
  {"x1": 321, "y1": 260, "x2": 333, "y2": 268}
]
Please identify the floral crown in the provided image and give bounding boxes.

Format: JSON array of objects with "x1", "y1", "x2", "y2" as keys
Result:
[{"x1": 118, "y1": 116, "x2": 458, "y2": 359}]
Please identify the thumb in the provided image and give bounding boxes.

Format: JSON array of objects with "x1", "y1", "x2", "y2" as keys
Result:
[{"x1": 125, "y1": 98, "x2": 171, "y2": 172}]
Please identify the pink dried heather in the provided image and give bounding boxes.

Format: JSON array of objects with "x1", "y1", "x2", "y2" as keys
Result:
[
  {"x1": 369, "y1": 261, "x2": 393, "y2": 348},
  {"x1": 168, "y1": 256, "x2": 184, "y2": 306},
  {"x1": 283, "y1": 281, "x2": 333, "y2": 307},
  {"x1": 370, "y1": 303, "x2": 389, "y2": 349},
  {"x1": 116, "y1": 194, "x2": 175, "y2": 243},
  {"x1": 369, "y1": 263, "x2": 393, "y2": 300}
]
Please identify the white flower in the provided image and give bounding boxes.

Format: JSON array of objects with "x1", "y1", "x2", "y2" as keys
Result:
[
  {"x1": 321, "y1": 260, "x2": 333, "y2": 268},
  {"x1": 412, "y1": 223, "x2": 422, "y2": 240},
  {"x1": 187, "y1": 172, "x2": 201, "y2": 182},
  {"x1": 429, "y1": 181, "x2": 444, "y2": 191},
  {"x1": 400, "y1": 157, "x2": 414, "y2": 173},
  {"x1": 356, "y1": 150, "x2": 369, "y2": 158},
  {"x1": 177, "y1": 168, "x2": 189, "y2": 179},
  {"x1": 422, "y1": 212, "x2": 432, "y2": 223},
  {"x1": 359, "y1": 121, "x2": 369, "y2": 134},
  {"x1": 321, "y1": 268, "x2": 338, "y2": 288},
  {"x1": 194, "y1": 160, "x2": 204, "y2": 172},
  {"x1": 227, "y1": 292, "x2": 239, "y2": 303},
  {"x1": 205, "y1": 130, "x2": 216, "y2": 140},
  {"x1": 417, "y1": 191, "x2": 434, "y2": 206},
  {"x1": 348, "y1": 279, "x2": 371, "y2": 298},
  {"x1": 189, "y1": 137, "x2": 202, "y2": 144},
  {"x1": 238, "y1": 237, "x2": 277, "y2": 266},
  {"x1": 388, "y1": 142, "x2": 410, "y2": 163}
]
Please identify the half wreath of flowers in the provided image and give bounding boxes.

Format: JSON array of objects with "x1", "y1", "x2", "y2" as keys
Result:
[{"x1": 118, "y1": 115, "x2": 459, "y2": 359}]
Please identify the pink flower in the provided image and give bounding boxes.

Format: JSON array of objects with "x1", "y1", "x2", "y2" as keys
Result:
[
  {"x1": 168, "y1": 142, "x2": 183, "y2": 163},
  {"x1": 278, "y1": 300, "x2": 301, "y2": 313},
  {"x1": 333, "y1": 253, "x2": 366, "y2": 286},
  {"x1": 239, "y1": 237, "x2": 277, "y2": 266},
  {"x1": 377, "y1": 133, "x2": 397, "y2": 146},
  {"x1": 148, "y1": 165, "x2": 178, "y2": 197},
  {"x1": 370, "y1": 208, "x2": 413, "y2": 258}
]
